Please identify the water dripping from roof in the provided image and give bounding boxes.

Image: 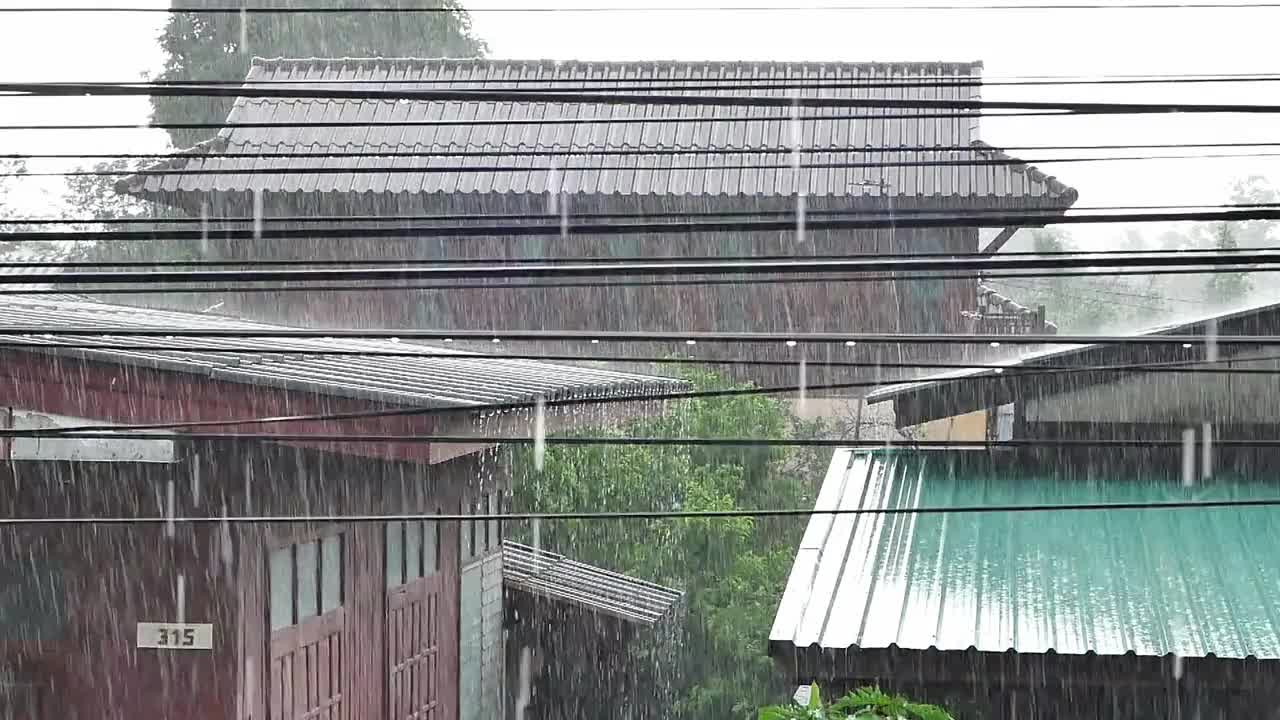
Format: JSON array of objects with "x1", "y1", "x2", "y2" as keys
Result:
[
  {"x1": 1206, "y1": 318, "x2": 1219, "y2": 362},
  {"x1": 534, "y1": 396, "x2": 546, "y2": 472},
  {"x1": 238, "y1": 7, "x2": 248, "y2": 54},
  {"x1": 199, "y1": 202, "x2": 209, "y2": 258}
]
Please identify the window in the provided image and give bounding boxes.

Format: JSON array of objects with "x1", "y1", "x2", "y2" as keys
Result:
[
  {"x1": 386, "y1": 518, "x2": 440, "y2": 588},
  {"x1": 269, "y1": 534, "x2": 344, "y2": 632}
]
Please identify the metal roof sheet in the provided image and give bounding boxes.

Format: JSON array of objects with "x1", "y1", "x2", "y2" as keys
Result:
[
  {"x1": 0, "y1": 295, "x2": 681, "y2": 407},
  {"x1": 770, "y1": 448, "x2": 1280, "y2": 659},
  {"x1": 120, "y1": 57, "x2": 1077, "y2": 204},
  {"x1": 866, "y1": 296, "x2": 1280, "y2": 423},
  {"x1": 502, "y1": 540, "x2": 684, "y2": 627}
]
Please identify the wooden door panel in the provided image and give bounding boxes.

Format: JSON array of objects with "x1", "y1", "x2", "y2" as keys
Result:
[
  {"x1": 269, "y1": 609, "x2": 344, "y2": 720},
  {"x1": 387, "y1": 576, "x2": 443, "y2": 720}
]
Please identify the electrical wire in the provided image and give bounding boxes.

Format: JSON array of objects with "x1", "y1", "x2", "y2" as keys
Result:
[
  {"x1": 14, "y1": 151, "x2": 1280, "y2": 179},
  {"x1": 7, "y1": 209, "x2": 1280, "y2": 245},
  {"x1": 4, "y1": 3, "x2": 1280, "y2": 12},
  {"x1": 15, "y1": 75, "x2": 1280, "y2": 91},
  {"x1": 12, "y1": 142, "x2": 1280, "y2": 162},
  {"x1": 11, "y1": 496, "x2": 1280, "y2": 526},
  {"x1": 1, "y1": 250, "x2": 1279, "y2": 285},
  {"x1": 13, "y1": 81, "x2": 1280, "y2": 116},
  {"x1": 3, "y1": 245, "x2": 1278, "y2": 270},
  {"x1": 0, "y1": 111, "x2": 1065, "y2": 133},
  {"x1": 7, "y1": 201, "x2": 1280, "y2": 227}
]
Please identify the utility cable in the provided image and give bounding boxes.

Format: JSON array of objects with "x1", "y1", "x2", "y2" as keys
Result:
[
  {"x1": 7, "y1": 201, "x2": 1279, "y2": 227},
  {"x1": 12, "y1": 141, "x2": 1280, "y2": 162},
  {"x1": 1, "y1": 249, "x2": 1279, "y2": 285},
  {"x1": 13, "y1": 81, "x2": 1280, "y2": 116},
  {"x1": 4, "y1": 3, "x2": 1280, "y2": 12},
  {"x1": 13, "y1": 151, "x2": 1280, "y2": 179},
  {"x1": 5, "y1": 209, "x2": 1280, "y2": 245}
]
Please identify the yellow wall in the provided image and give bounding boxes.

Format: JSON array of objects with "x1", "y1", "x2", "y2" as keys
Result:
[{"x1": 914, "y1": 410, "x2": 988, "y2": 441}]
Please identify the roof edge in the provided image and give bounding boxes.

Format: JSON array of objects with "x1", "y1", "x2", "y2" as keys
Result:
[
  {"x1": 246, "y1": 56, "x2": 987, "y2": 74},
  {"x1": 970, "y1": 139, "x2": 1080, "y2": 206}
]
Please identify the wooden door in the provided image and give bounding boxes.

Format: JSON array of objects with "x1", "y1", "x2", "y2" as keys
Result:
[
  {"x1": 387, "y1": 575, "x2": 445, "y2": 719},
  {"x1": 385, "y1": 520, "x2": 448, "y2": 720},
  {"x1": 269, "y1": 609, "x2": 344, "y2": 720},
  {"x1": 267, "y1": 532, "x2": 346, "y2": 720}
]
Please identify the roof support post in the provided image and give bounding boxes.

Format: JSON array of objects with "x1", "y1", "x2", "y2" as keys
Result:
[{"x1": 981, "y1": 226, "x2": 1019, "y2": 254}]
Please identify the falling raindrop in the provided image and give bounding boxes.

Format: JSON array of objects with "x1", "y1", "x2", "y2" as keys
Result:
[
  {"x1": 1201, "y1": 421, "x2": 1213, "y2": 480},
  {"x1": 1182, "y1": 427, "x2": 1196, "y2": 487},
  {"x1": 1172, "y1": 654, "x2": 1184, "y2": 680},
  {"x1": 252, "y1": 188, "x2": 263, "y2": 240},
  {"x1": 199, "y1": 202, "x2": 209, "y2": 257},
  {"x1": 534, "y1": 396, "x2": 546, "y2": 472},
  {"x1": 191, "y1": 460, "x2": 201, "y2": 508},
  {"x1": 515, "y1": 645, "x2": 534, "y2": 720},
  {"x1": 165, "y1": 478, "x2": 175, "y2": 539},
  {"x1": 547, "y1": 160, "x2": 560, "y2": 215},
  {"x1": 176, "y1": 573, "x2": 186, "y2": 624},
  {"x1": 798, "y1": 356, "x2": 807, "y2": 413},
  {"x1": 1206, "y1": 318, "x2": 1219, "y2": 362},
  {"x1": 796, "y1": 193, "x2": 806, "y2": 245}
]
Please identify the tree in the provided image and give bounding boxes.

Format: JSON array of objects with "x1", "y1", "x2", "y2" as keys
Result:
[
  {"x1": 151, "y1": 0, "x2": 488, "y2": 148},
  {"x1": 1203, "y1": 221, "x2": 1252, "y2": 306},
  {"x1": 759, "y1": 685, "x2": 954, "y2": 720},
  {"x1": 512, "y1": 369, "x2": 822, "y2": 719}
]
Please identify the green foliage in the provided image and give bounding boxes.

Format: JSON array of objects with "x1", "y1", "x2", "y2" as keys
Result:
[
  {"x1": 512, "y1": 368, "x2": 822, "y2": 719},
  {"x1": 151, "y1": 0, "x2": 487, "y2": 148},
  {"x1": 1204, "y1": 221, "x2": 1252, "y2": 306},
  {"x1": 759, "y1": 684, "x2": 954, "y2": 720}
]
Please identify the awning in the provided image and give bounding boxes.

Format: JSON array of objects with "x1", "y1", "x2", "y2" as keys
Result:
[{"x1": 770, "y1": 448, "x2": 1280, "y2": 660}]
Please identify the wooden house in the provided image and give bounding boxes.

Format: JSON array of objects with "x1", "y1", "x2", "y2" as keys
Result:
[
  {"x1": 0, "y1": 293, "x2": 682, "y2": 720},
  {"x1": 768, "y1": 300, "x2": 1280, "y2": 718},
  {"x1": 115, "y1": 57, "x2": 1077, "y2": 387}
]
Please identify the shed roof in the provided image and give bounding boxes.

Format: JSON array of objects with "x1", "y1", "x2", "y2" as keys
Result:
[
  {"x1": 120, "y1": 57, "x2": 1078, "y2": 206},
  {"x1": 770, "y1": 448, "x2": 1280, "y2": 660},
  {"x1": 867, "y1": 296, "x2": 1280, "y2": 427},
  {"x1": 502, "y1": 540, "x2": 684, "y2": 627},
  {"x1": 0, "y1": 295, "x2": 680, "y2": 407}
]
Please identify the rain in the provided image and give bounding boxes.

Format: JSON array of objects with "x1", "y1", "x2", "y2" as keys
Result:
[{"x1": 0, "y1": 1, "x2": 1279, "y2": 719}]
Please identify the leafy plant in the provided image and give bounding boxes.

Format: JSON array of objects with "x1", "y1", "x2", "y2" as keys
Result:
[{"x1": 760, "y1": 684, "x2": 954, "y2": 720}]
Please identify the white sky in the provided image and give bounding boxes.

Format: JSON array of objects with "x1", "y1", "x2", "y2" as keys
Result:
[{"x1": 2, "y1": 0, "x2": 1280, "y2": 247}]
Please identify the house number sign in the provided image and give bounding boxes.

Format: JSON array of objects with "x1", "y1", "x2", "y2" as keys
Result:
[{"x1": 136, "y1": 622, "x2": 214, "y2": 650}]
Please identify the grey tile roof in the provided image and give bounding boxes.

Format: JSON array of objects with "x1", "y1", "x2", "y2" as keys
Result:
[
  {"x1": 0, "y1": 295, "x2": 682, "y2": 407},
  {"x1": 120, "y1": 57, "x2": 1078, "y2": 204},
  {"x1": 502, "y1": 540, "x2": 684, "y2": 627}
]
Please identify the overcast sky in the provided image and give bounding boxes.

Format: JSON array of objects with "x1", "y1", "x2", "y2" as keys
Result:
[{"x1": 2, "y1": 0, "x2": 1279, "y2": 247}]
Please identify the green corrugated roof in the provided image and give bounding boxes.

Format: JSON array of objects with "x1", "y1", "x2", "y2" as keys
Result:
[{"x1": 770, "y1": 449, "x2": 1280, "y2": 659}]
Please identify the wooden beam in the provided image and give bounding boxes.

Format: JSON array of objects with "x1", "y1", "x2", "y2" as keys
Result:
[{"x1": 980, "y1": 226, "x2": 1019, "y2": 254}]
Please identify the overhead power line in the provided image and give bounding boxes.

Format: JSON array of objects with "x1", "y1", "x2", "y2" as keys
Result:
[
  {"x1": 1, "y1": 250, "x2": 1278, "y2": 285},
  {"x1": 1, "y1": 244, "x2": 1278, "y2": 271},
  {"x1": 0, "y1": 111, "x2": 1063, "y2": 133},
  {"x1": 4, "y1": 3, "x2": 1280, "y2": 13},
  {"x1": 14, "y1": 75, "x2": 1280, "y2": 91},
  {"x1": 12, "y1": 141, "x2": 1280, "y2": 163},
  {"x1": 12, "y1": 495, "x2": 1280, "y2": 527},
  {"x1": 7, "y1": 201, "x2": 1280, "y2": 227},
  {"x1": 13, "y1": 151, "x2": 1280, "y2": 179},
  {"x1": 11, "y1": 81, "x2": 1280, "y2": 116},
  {"x1": 6, "y1": 209, "x2": 1280, "y2": 245}
]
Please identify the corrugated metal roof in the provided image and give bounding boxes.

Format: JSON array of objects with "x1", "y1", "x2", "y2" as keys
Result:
[
  {"x1": 866, "y1": 297, "x2": 1280, "y2": 426},
  {"x1": 120, "y1": 57, "x2": 1077, "y2": 204},
  {"x1": 0, "y1": 295, "x2": 681, "y2": 407},
  {"x1": 502, "y1": 540, "x2": 684, "y2": 627},
  {"x1": 770, "y1": 448, "x2": 1280, "y2": 659}
]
